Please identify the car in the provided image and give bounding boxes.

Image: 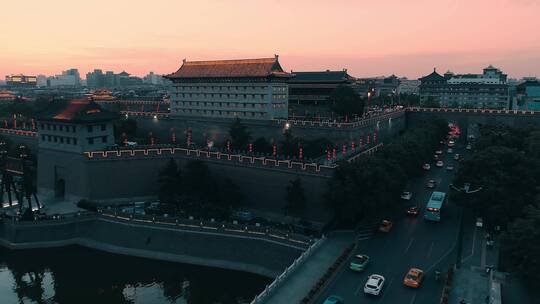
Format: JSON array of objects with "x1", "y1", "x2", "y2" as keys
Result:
[
  {"x1": 433, "y1": 154, "x2": 439, "y2": 160},
  {"x1": 423, "y1": 163, "x2": 431, "y2": 170},
  {"x1": 364, "y1": 274, "x2": 385, "y2": 296},
  {"x1": 350, "y1": 254, "x2": 370, "y2": 272},
  {"x1": 407, "y1": 205, "x2": 419, "y2": 216},
  {"x1": 323, "y1": 295, "x2": 344, "y2": 304},
  {"x1": 435, "y1": 150, "x2": 443, "y2": 155},
  {"x1": 426, "y1": 179, "x2": 436, "y2": 188},
  {"x1": 447, "y1": 148, "x2": 453, "y2": 154},
  {"x1": 231, "y1": 209, "x2": 253, "y2": 222},
  {"x1": 454, "y1": 153, "x2": 460, "y2": 161},
  {"x1": 403, "y1": 268, "x2": 424, "y2": 288},
  {"x1": 446, "y1": 165, "x2": 454, "y2": 171},
  {"x1": 401, "y1": 191, "x2": 412, "y2": 200},
  {"x1": 379, "y1": 220, "x2": 393, "y2": 233},
  {"x1": 436, "y1": 160, "x2": 444, "y2": 167},
  {"x1": 476, "y1": 217, "x2": 484, "y2": 227},
  {"x1": 448, "y1": 140, "x2": 455, "y2": 147},
  {"x1": 466, "y1": 144, "x2": 472, "y2": 150}
]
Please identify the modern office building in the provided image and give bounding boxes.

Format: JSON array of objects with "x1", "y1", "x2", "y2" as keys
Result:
[
  {"x1": 48, "y1": 69, "x2": 81, "y2": 88},
  {"x1": 419, "y1": 66, "x2": 509, "y2": 109},
  {"x1": 397, "y1": 78, "x2": 420, "y2": 95},
  {"x1": 356, "y1": 75, "x2": 400, "y2": 97},
  {"x1": 166, "y1": 56, "x2": 291, "y2": 120},
  {"x1": 287, "y1": 70, "x2": 356, "y2": 105},
  {"x1": 513, "y1": 79, "x2": 540, "y2": 110},
  {"x1": 5, "y1": 74, "x2": 37, "y2": 87}
]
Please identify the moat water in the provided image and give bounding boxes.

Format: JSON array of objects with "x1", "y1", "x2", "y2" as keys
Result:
[{"x1": 0, "y1": 246, "x2": 271, "y2": 304}]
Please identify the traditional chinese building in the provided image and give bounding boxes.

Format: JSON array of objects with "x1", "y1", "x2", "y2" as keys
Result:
[
  {"x1": 419, "y1": 66, "x2": 509, "y2": 109},
  {"x1": 0, "y1": 89, "x2": 17, "y2": 102},
  {"x1": 165, "y1": 56, "x2": 291, "y2": 120},
  {"x1": 36, "y1": 99, "x2": 118, "y2": 199},
  {"x1": 288, "y1": 70, "x2": 356, "y2": 105}
]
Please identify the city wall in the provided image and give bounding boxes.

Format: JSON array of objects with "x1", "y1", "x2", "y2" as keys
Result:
[
  {"x1": 0, "y1": 211, "x2": 312, "y2": 278},
  {"x1": 126, "y1": 110, "x2": 406, "y2": 144}
]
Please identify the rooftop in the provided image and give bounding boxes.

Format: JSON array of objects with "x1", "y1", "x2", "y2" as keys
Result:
[
  {"x1": 289, "y1": 70, "x2": 354, "y2": 83},
  {"x1": 37, "y1": 99, "x2": 119, "y2": 123},
  {"x1": 166, "y1": 56, "x2": 291, "y2": 79}
]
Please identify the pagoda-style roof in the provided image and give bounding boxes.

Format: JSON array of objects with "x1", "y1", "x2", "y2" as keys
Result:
[
  {"x1": 289, "y1": 70, "x2": 355, "y2": 83},
  {"x1": 36, "y1": 99, "x2": 119, "y2": 123},
  {"x1": 419, "y1": 70, "x2": 446, "y2": 82},
  {"x1": 165, "y1": 56, "x2": 291, "y2": 79}
]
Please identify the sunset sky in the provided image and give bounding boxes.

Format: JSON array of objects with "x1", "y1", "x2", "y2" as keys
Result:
[{"x1": 1, "y1": 0, "x2": 539, "y2": 79}]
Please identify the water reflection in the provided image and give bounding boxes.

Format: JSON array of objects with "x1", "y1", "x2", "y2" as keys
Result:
[{"x1": 0, "y1": 246, "x2": 270, "y2": 304}]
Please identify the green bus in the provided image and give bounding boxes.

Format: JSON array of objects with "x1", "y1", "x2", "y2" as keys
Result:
[{"x1": 424, "y1": 191, "x2": 447, "y2": 221}]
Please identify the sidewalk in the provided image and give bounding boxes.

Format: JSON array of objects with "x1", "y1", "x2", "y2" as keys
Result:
[{"x1": 263, "y1": 232, "x2": 354, "y2": 304}]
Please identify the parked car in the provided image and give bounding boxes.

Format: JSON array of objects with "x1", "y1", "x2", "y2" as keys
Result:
[
  {"x1": 466, "y1": 144, "x2": 472, "y2": 150},
  {"x1": 446, "y1": 164, "x2": 454, "y2": 171},
  {"x1": 407, "y1": 205, "x2": 420, "y2": 216},
  {"x1": 447, "y1": 148, "x2": 453, "y2": 154},
  {"x1": 350, "y1": 254, "x2": 370, "y2": 272},
  {"x1": 379, "y1": 220, "x2": 393, "y2": 233},
  {"x1": 401, "y1": 191, "x2": 413, "y2": 200},
  {"x1": 476, "y1": 217, "x2": 484, "y2": 228},
  {"x1": 423, "y1": 163, "x2": 431, "y2": 170},
  {"x1": 454, "y1": 154, "x2": 460, "y2": 161},
  {"x1": 231, "y1": 210, "x2": 253, "y2": 222},
  {"x1": 436, "y1": 160, "x2": 444, "y2": 167},
  {"x1": 426, "y1": 179, "x2": 436, "y2": 188},
  {"x1": 323, "y1": 295, "x2": 344, "y2": 304},
  {"x1": 364, "y1": 274, "x2": 385, "y2": 296},
  {"x1": 403, "y1": 268, "x2": 424, "y2": 288},
  {"x1": 435, "y1": 150, "x2": 443, "y2": 155}
]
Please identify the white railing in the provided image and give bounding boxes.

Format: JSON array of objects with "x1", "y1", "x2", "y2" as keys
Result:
[{"x1": 249, "y1": 235, "x2": 327, "y2": 304}]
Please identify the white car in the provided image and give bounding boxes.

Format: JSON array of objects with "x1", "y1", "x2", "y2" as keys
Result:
[
  {"x1": 448, "y1": 140, "x2": 455, "y2": 147},
  {"x1": 446, "y1": 165, "x2": 454, "y2": 171},
  {"x1": 466, "y1": 144, "x2": 472, "y2": 150},
  {"x1": 447, "y1": 148, "x2": 453, "y2": 154},
  {"x1": 423, "y1": 163, "x2": 431, "y2": 170},
  {"x1": 436, "y1": 160, "x2": 444, "y2": 167},
  {"x1": 435, "y1": 150, "x2": 443, "y2": 155},
  {"x1": 364, "y1": 274, "x2": 385, "y2": 296},
  {"x1": 401, "y1": 191, "x2": 413, "y2": 200}
]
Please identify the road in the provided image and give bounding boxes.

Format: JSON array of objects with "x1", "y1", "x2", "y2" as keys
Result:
[{"x1": 317, "y1": 142, "x2": 467, "y2": 304}]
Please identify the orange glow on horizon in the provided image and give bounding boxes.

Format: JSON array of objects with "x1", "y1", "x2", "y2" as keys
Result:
[{"x1": 1, "y1": 0, "x2": 539, "y2": 79}]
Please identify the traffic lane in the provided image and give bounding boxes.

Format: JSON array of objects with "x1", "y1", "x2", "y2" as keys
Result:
[
  {"x1": 316, "y1": 200, "x2": 461, "y2": 304},
  {"x1": 317, "y1": 144, "x2": 462, "y2": 303}
]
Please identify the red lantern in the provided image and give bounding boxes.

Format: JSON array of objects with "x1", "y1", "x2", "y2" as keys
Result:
[
  {"x1": 342, "y1": 144, "x2": 346, "y2": 156},
  {"x1": 187, "y1": 128, "x2": 192, "y2": 146},
  {"x1": 327, "y1": 149, "x2": 331, "y2": 161},
  {"x1": 332, "y1": 148, "x2": 337, "y2": 159},
  {"x1": 367, "y1": 134, "x2": 371, "y2": 144},
  {"x1": 273, "y1": 143, "x2": 277, "y2": 157},
  {"x1": 351, "y1": 140, "x2": 356, "y2": 150},
  {"x1": 249, "y1": 143, "x2": 253, "y2": 154},
  {"x1": 227, "y1": 140, "x2": 231, "y2": 152},
  {"x1": 299, "y1": 145, "x2": 303, "y2": 160},
  {"x1": 359, "y1": 137, "x2": 363, "y2": 148}
]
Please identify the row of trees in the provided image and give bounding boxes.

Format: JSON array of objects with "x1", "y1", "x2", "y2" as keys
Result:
[
  {"x1": 452, "y1": 125, "x2": 540, "y2": 285},
  {"x1": 325, "y1": 119, "x2": 449, "y2": 227}
]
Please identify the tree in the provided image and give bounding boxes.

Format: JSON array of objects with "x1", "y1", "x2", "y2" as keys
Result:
[
  {"x1": 253, "y1": 137, "x2": 273, "y2": 155},
  {"x1": 328, "y1": 85, "x2": 365, "y2": 116},
  {"x1": 158, "y1": 159, "x2": 181, "y2": 206},
  {"x1": 229, "y1": 117, "x2": 251, "y2": 150},
  {"x1": 501, "y1": 206, "x2": 540, "y2": 285},
  {"x1": 280, "y1": 129, "x2": 299, "y2": 157},
  {"x1": 285, "y1": 178, "x2": 306, "y2": 217},
  {"x1": 114, "y1": 118, "x2": 137, "y2": 142},
  {"x1": 219, "y1": 178, "x2": 245, "y2": 213},
  {"x1": 182, "y1": 160, "x2": 218, "y2": 206}
]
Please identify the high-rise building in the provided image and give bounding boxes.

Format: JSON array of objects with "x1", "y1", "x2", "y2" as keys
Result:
[
  {"x1": 513, "y1": 78, "x2": 540, "y2": 110},
  {"x1": 166, "y1": 56, "x2": 291, "y2": 120},
  {"x1": 419, "y1": 66, "x2": 509, "y2": 109},
  {"x1": 5, "y1": 74, "x2": 37, "y2": 87},
  {"x1": 48, "y1": 69, "x2": 81, "y2": 88}
]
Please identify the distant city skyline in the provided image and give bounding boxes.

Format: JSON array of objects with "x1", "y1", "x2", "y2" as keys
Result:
[{"x1": 1, "y1": 0, "x2": 539, "y2": 79}]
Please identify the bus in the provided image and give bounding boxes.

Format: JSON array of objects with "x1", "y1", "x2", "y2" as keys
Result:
[{"x1": 424, "y1": 191, "x2": 447, "y2": 221}]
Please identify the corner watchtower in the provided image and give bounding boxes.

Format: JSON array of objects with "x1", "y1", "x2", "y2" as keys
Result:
[{"x1": 36, "y1": 99, "x2": 118, "y2": 201}]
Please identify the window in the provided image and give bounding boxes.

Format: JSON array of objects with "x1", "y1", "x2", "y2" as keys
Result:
[
  {"x1": 88, "y1": 138, "x2": 94, "y2": 145},
  {"x1": 87, "y1": 126, "x2": 93, "y2": 133},
  {"x1": 40, "y1": 123, "x2": 45, "y2": 129},
  {"x1": 73, "y1": 138, "x2": 78, "y2": 145},
  {"x1": 66, "y1": 138, "x2": 71, "y2": 144},
  {"x1": 59, "y1": 125, "x2": 63, "y2": 131},
  {"x1": 41, "y1": 135, "x2": 46, "y2": 141},
  {"x1": 53, "y1": 125, "x2": 57, "y2": 131},
  {"x1": 100, "y1": 124, "x2": 106, "y2": 131},
  {"x1": 60, "y1": 137, "x2": 64, "y2": 143},
  {"x1": 53, "y1": 136, "x2": 58, "y2": 142},
  {"x1": 101, "y1": 136, "x2": 108, "y2": 143}
]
